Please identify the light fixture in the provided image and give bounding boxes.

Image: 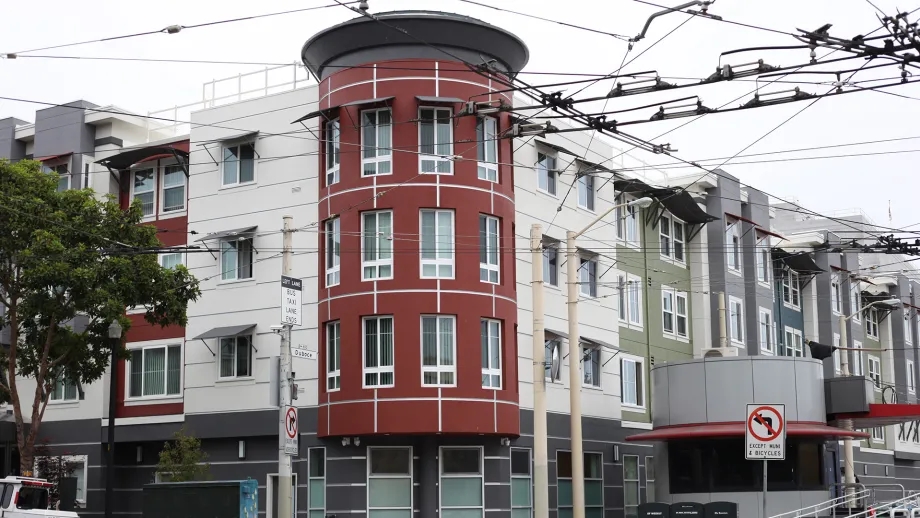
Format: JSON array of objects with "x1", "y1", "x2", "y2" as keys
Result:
[
  {"x1": 864, "y1": 464, "x2": 868, "y2": 476},
  {"x1": 108, "y1": 320, "x2": 123, "y2": 339},
  {"x1": 878, "y1": 299, "x2": 903, "y2": 307},
  {"x1": 354, "y1": 437, "x2": 360, "y2": 447},
  {"x1": 239, "y1": 440, "x2": 246, "y2": 460},
  {"x1": 341, "y1": 437, "x2": 351, "y2": 447},
  {"x1": 500, "y1": 438, "x2": 511, "y2": 447},
  {"x1": 613, "y1": 444, "x2": 620, "y2": 462},
  {"x1": 627, "y1": 197, "x2": 655, "y2": 209},
  {"x1": 885, "y1": 465, "x2": 889, "y2": 476},
  {"x1": 136, "y1": 446, "x2": 143, "y2": 464}
]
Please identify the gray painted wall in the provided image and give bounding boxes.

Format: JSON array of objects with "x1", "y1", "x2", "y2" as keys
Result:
[
  {"x1": 0, "y1": 118, "x2": 27, "y2": 160},
  {"x1": 742, "y1": 189, "x2": 774, "y2": 357},
  {"x1": 705, "y1": 172, "x2": 747, "y2": 352}
]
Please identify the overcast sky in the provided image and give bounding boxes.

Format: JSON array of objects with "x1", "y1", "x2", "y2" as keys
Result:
[{"x1": 1, "y1": 0, "x2": 917, "y2": 232}]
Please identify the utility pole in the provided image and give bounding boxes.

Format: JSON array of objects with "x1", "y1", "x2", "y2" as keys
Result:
[
  {"x1": 530, "y1": 224, "x2": 549, "y2": 518},
  {"x1": 278, "y1": 215, "x2": 294, "y2": 518},
  {"x1": 838, "y1": 313, "x2": 855, "y2": 510},
  {"x1": 565, "y1": 228, "x2": 585, "y2": 518}
]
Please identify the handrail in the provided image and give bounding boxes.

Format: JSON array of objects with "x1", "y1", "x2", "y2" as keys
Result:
[
  {"x1": 831, "y1": 492, "x2": 920, "y2": 518},
  {"x1": 768, "y1": 489, "x2": 871, "y2": 518}
]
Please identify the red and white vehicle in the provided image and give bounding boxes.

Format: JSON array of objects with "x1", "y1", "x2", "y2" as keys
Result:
[{"x1": 0, "y1": 476, "x2": 79, "y2": 518}]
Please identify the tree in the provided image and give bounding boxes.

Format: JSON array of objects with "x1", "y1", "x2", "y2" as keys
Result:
[
  {"x1": 0, "y1": 159, "x2": 201, "y2": 472},
  {"x1": 156, "y1": 426, "x2": 210, "y2": 482},
  {"x1": 34, "y1": 440, "x2": 76, "y2": 509}
]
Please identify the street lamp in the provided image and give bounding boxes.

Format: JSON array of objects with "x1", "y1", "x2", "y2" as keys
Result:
[
  {"x1": 105, "y1": 320, "x2": 122, "y2": 518},
  {"x1": 565, "y1": 196, "x2": 653, "y2": 518},
  {"x1": 838, "y1": 297, "x2": 901, "y2": 507}
]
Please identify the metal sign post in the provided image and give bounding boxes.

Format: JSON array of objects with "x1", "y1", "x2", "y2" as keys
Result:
[{"x1": 746, "y1": 404, "x2": 786, "y2": 518}]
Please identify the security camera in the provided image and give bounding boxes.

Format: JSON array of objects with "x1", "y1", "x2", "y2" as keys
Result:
[{"x1": 270, "y1": 325, "x2": 284, "y2": 333}]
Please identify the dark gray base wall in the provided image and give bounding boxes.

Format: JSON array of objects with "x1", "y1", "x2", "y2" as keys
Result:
[
  {"x1": 35, "y1": 409, "x2": 653, "y2": 518},
  {"x1": 852, "y1": 446, "x2": 920, "y2": 502}
]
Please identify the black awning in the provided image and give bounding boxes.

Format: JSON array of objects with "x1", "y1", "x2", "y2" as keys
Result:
[
  {"x1": 97, "y1": 146, "x2": 189, "y2": 170},
  {"x1": 292, "y1": 106, "x2": 339, "y2": 124},
  {"x1": 774, "y1": 248, "x2": 824, "y2": 274},
  {"x1": 341, "y1": 96, "x2": 395, "y2": 108},
  {"x1": 613, "y1": 177, "x2": 719, "y2": 225},
  {"x1": 197, "y1": 130, "x2": 260, "y2": 146},
  {"x1": 416, "y1": 96, "x2": 465, "y2": 104},
  {"x1": 534, "y1": 139, "x2": 579, "y2": 158},
  {"x1": 193, "y1": 324, "x2": 256, "y2": 340}
]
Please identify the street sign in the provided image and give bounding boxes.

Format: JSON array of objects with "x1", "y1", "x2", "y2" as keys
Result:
[
  {"x1": 281, "y1": 276, "x2": 302, "y2": 326},
  {"x1": 283, "y1": 405, "x2": 298, "y2": 456},
  {"x1": 292, "y1": 348, "x2": 317, "y2": 360},
  {"x1": 745, "y1": 404, "x2": 786, "y2": 460}
]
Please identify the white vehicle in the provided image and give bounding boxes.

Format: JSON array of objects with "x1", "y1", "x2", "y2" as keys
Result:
[{"x1": 0, "y1": 476, "x2": 79, "y2": 518}]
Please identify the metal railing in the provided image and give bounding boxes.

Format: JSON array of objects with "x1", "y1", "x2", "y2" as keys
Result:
[{"x1": 768, "y1": 488, "x2": 871, "y2": 518}]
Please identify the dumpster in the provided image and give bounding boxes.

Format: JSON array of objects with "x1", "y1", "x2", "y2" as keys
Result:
[{"x1": 142, "y1": 479, "x2": 258, "y2": 518}]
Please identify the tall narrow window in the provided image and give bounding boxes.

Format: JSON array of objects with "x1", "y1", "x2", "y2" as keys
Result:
[
  {"x1": 162, "y1": 165, "x2": 186, "y2": 213},
  {"x1": 362, "y1": 109, "x2": 392, "y2": 176},
  {"x1": 309, "y1": 448, "x2": 326, "y2": 518},
  {"x1": 905, "y1": 313, "x2": 913, "y2": 344},
  {"x1": 852, "y1": 341, "x2": 864, "y2": 376},
  {"x1": 577, "y1": 173, "x2": 595, "y2": 211},
  {"x1": 621, "y1": 357, "x2": 644, "y2": 407},
  {"x1": 542, "y1": 240, "x2": 559, "y2": 287},
  {"x1": 133, "y1": 169, "x2": 156, "y2": 217},
  {"x1": 128, "y1": 344, "x2": 181, "y2": 398},
  {"x1": 222, "y1": 142, "x2": 255, "y2": 186},
  {"x1": 866, "y1": 307, "x2": 880, "y2": 339},
  {"x1": 726, "y1": 220, "x2": 741, "y2": 272},
  {"x1": 624, "y1": 455, "x2": 639, "y2": 517},
  {"x1": 363, "y1": 316, "x2": 394, "y2": 388},
  {"x1": 868, "y1": 355, "x2": 881, "y2": 389},
  {"x1": 420, "y1": 210, "x2": 454, "y2": 279},
  {"x1": 421, "y1": 316, "x2": 456, "y2": 386},
  {"x1": 582, "y1": 345, "x2": 600, "y2": 387},
  {"x1": 545, "y1": 338, "x2": 561, "y2": 381},
  {"x1": 834, "y1": 334, "x2": 841, "y2": 374},
  {"x1": 660, "y1": 216, "x2": 671, "y2": 258},
  {"x1": 326, "y1": 322, "x2": 340, "y2": 391},
  {"x1": 440, "y1": 448, "x2": 483, "y2": 518},
  {"x1": 729, "y1": 297, "x2": 744, "y2": 344},
  {"x1": 756, "y1": 236, "x2": 770, "y2": 283},
  {"x1": 759, "y1": 309, "x2": 773, "y2": 354},
  {"x1": 362, "y1": 211, "x2": 393, "y2": 280},
  {"x1": 645, "y1": 456, "x2": 656, "y2": 504},
  {"x1": 909, "y1": 360, "x2": 916, "y2": 394},
  {"x1": 850, "y1": 280, "x2": 862, "y2": 322},
  {"x1": 510, "y1": 449, "x2": 532, "y2": 518},
  {"x1": 368, "y1": 448, "x2": 412, "y2": 518},
  {"x1": 536, "y1": 153, "x2": 556, "y2": 195},
  {"x1": 481, "y1": 319, "x2": 502, "y2": 388},
  {"x1": 325, "y1": 218, "x2": 340, "y2": 287},
  {"x1": 662, "y1": 289, "x2": 675, "y2": 334},
  {"x1": 476, "y1": 117, "x2": 498, "y2": 182},
  {"x1": 479, "y1": 215, "x2": 500, "y2": 284},
  {"x1": 782, "y1": 271, "x2": 801, "y2": 308},
  {"x1": 676, "y1": 291, "x2": 688, "y2": 338},
  {"x1": 831, "y1": 274, "x2": 841, "y2": 314},
  {"x1": 618, "y1": 273, "x2": 643, "y2": 327},
  {"x1": 219, "y1": 335, "x2": 252, "y2": 378},
  {"x1": 616, "y1": 196, "x2": 640, "y2": 246},
  {"x1": 220, "y1": 238, "x2": 253, "y2": 281},
  {"x1": 558, "y1": 452, "x2": 604, "y2": 518},
  {"x1": 419, "y1": 108, "x2": 453, "y2": 173},
  {"x1": 673, "y1": 221, "x2": 685, "y2": 262},
  {"x1": 783, "y1": 327, "x2": 804, "y2": 357},
  {"x1": 579, "y1": 256, "x2": 597, "y2": 297},
  {"x1": 325, "y1": 119, "x2": 341, "y2": 186}
]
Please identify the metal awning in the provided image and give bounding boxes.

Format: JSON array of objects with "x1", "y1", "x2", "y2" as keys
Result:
[
  {"x1": 613, "y1": 177, "x2": 720, "y2": 226},
  {"x1": 193, "y1": 226, "x2": 258, "y2": 243},
  {"x1": 834, "y1": 403, "x2": 920, "y2": 428},
  {"x1": 582, "y1": 336, "x2": 617, "y2": 351},
  {"x1": 534, "y1": 139, "x2": 579, "y2": 158},
  {"x1": 773, "y1": 248, "x2": 824, "y2": 274},
  {"x1": 292, "y1": 106, "x2": 339, "y2": 124},
  {"x1": 193, "y1": 324, "x2": 256, "y2": 340},
  {"x1": 97, "y1": 146, "x2": 189, "y2": 171},
  {"x1": 341, "y1": 96, "x2": 394, "y2": 108},
  {"x1": 576, "y1": 158, "x2": 615, "y2": 174},
  {"x1": 725, "y1": 212, "x2": 758, "y2": 226},
  {"x1": 756, "y1": 227, "x2": 786, "y2": 241},
  {"x1": 416, "y1": 96, "x2": 465, "y2": 104},
  {"x1": 625, "y1": 422, "x2": 869, "y2": 442},
  {"x1": 197, "y1": 130, "x2": 260, "y2": 146},
  {"x1": 545, "y1": 329, "x2": 569, "y2": 339},
  {"x1": 34, "y1": 152, "x2": 72, "y2": 162}
]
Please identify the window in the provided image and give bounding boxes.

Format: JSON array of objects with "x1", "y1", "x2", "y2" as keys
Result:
[
  {"x1": 325, "y1": 119, "x2": 340, "y2": 186},
  {"x1": 579, "y1": 256, "x2": 597, "y2": 297},
  {"x1": 621, "y1": 357, "x2": 644, "y2": 408},
  {"x1": 419, "y1": 108, "x2": 453, "y2": 174},
  {"x1": 726, "y1": 220, "x2": 741, "y2": 272},
  {"x1": 479, "y1": 215, "x2": 500, "y2": 284},
  {"x1": 756, "y1": 236, "x2": 770, "y2": 283},
  {"x1": 645, "y1": 456, "x2": 655, "y2": 504},
  {"x1": 557, "y1": 451, "x2": 603, "y2": 518},
  {"x1": 782, "y1": 327, "x2": 804, "y2": 357},
  {"x1": 582, "y1": 345, "x2": 600, "y2": 388},
  {"x1": 326, "y1": 322, "x2": 340, "y2": 391},
  {"x1": 363, "y1": 316, "x2": 394, "y2": 388},
  {"x1": 831, "y1": 274, "x2": 841, "y2": 314},
  {"x1": 759, "y1": 309, "x2": 774, "y2": 354},
  {"x1": 852, "y1": 341, "x2": 864, "y2": 376},
  {"x1": 908, "y1": 360, "x2": 916, "y2": 394},
  {"x1": 662, "y1": 289, "x2": 689, "y2": 339},
  {"x1": 476, "y1": 117, "x2": 498, "y2": 182},
  {"x1": 542, "y1": 239, "x2": 559, "y2": 287},
  {"x1": 868, "y1": 355, "x2": 881, "y2": 390},
  {"x1": 618, "y1": 273, "x2": 643, "y2": 327},
  {"x1": 133, "y1": 168, "x2": 156, "y2": 217},
  {"x1": 577, "y1": 173, "x2": 594, "y2": 211},
  {"x1": 362, "y1": 109, "x2": 392, "y2": 176},
  {"x1": 675, "y1": 291, "x2": 688, "y2": 338},
  {"x1": 220, "y1": 237, "x2": 254, "y2": 281},
  {"x1": 729, "y1": 297, "x2": 744, "y2": 344},
  {"x1": 624, "y1": 455, "x2": 639, "y2": 517},
  {"x1": 833, "y1": 334, "x2": 841, "y2": 374},
  {"x1": 420, "y1": 210, "x2": 454, "y2": 278},
  {"x1": 871, "y1": 427, "x2": 885, "y2": 442},
  {"x1": 159, "y1": 251, "x2": 184, "y2": 270},
  {"x1": 616, "y1": 195, "x2": 640, "y2": 246},
  {"x1": 545, "y1": 338, "x2": 561, "y2": 381},
  {"x1": 660, "y1": 215, "x2": 686, "y2": 263},
  {"x1": 510, "y1": 449, "x2": 532, "y2": 518},
  {"x1": 368, "y1": 448, "x2": 412, "y2": 518},
  {"x1": 161, "y1": 165, "x2": 186, "y2": 213},
  {"x1": 850, "y1": 281, "x2": 862, "y2": 323},
  {"x1": 440, "y1": 448, "x2": 483, "y2": 518},
  {"x1": 48, "y1": 378, "x2": 77, "y2": 402},
  {"x1": 866, "y1": 307, "x2": 880, "y2": 339},
  {"x1": 219, "y1": 336, "x2": 252, "y2": 378},
  {"x1": 536, "y1": 153, "x2": 556, "y2": 195},
  {"x1": 222, "y1": 142, "x2": 255, "y2": 186},
  {"x1": 421, "y1": 316, "x2": 456, "y2": 386},
  {"x1": 905, "y1": 314, "x2": 912, "y2": 344},
  {"x1": 43, "y1": 163, "x2": 69, "y2": 192},
  {"x1": 362, "y1": 211, "x2": 393, "y2": 280},
  {"x1": 783, "y1": 271, "x2": 801, "y2": 309},
  {"x1": 662, "y1": 289, "x2": 675, "y2": 335},
  {"x1": 481, "y1": 319, "x2": 502, "y2": 389},
  {"x1": 128, "y1": 344, "x2": 181, "y2": 397},
  {"x1": 308, "y1": 448, "x2": 326, "y2": 518},
  {"x1": 325, "y1": 218, "x2": 340, "y2": 287}
]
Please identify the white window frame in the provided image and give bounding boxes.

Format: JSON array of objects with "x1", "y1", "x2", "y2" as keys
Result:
[
  {"x1": 218, "y1": 335, "x2": 253, "y2": 379},
  {"x1": 126, "y1": 341, "x2": 182, "y2": 399},
  {"x1": 420, "y1": 315, "x2": 457, "y2": 387},
  {"x1": 130, "y1": 167, "x2": 157, "y2": 219},
  {"x1": 755, "y1": 235, "x2": 770, "y2": 285},
  {"x1": 905, "y1": 313, "x2": 913, "y2": 345},
  {"x1": 783, "y1": 271, "x2": 801, "y2": 310},
  {"x1": 326, "y1": 321, "x2": 340, "y2": 391},
  {"x1": 481, "y1": 319, "x2": 502, "y2": 389},
  {"x1": 850, "y1": 280, "x2": 862, "y2": 323},
  {"x1": 419, "y1": 210, "x2": 455, "y2": 279},
  {"x1": 759, "y1": 308, "x2": 774, "y2": 354},
  {"x1": 542, "y1": 238, "x2": 559, "y2": 288},
  {"x1": 576, "y1": 172, "x2": 595, "y2": 211},
  {"x1": 616, "y1": 194, "x2": 640, "y2": 247},
  {"x1": 659, "y1": 215, "x2": 687, "y2": 265},
  {"x1": 325, "y1": 118, "x2": 341, "y2": 186},
  {"x1": 620, "y1": 355, "x2": 645, "y2": 409},
  {"x1": 325, "y1": 218, "x2": 341, "y2": 287},
  {"x1": 160, "y1": 163, "x2": 187, "y2": 214},
  {"x1": 363, "y1": 316, "x2": 395, "y2": 388},
  {"x1": 866, "y1": 307, "x2": 880, "y2": 340},
  {"x1": 439, "y1": 447, "x2": 484, "y2": 518},
  {"x1": 729, "y1": 296, "x2": 744, "y2": 345},
  {"x1": 578, "y1": 255, "x2": 598, "y2": 298},
  {"x1": 661, "y1": 287, "x2": 689, "y2": 340},
  {"x1": 368, "y1": 447, "x2": 413, "y2": 518},
  {"x1": 726, "y1": 219, "x2": 742, "y2": 273},
  {"x1": 834, "y1": 333, "x2": 842, "y2": 374},
  {"x1": 782, "y1": 326, "x2": 804, "y2": 357},
  {"x1": 852, "y1": 341, "x2": 864, "y2": 376},
  {"x1": 34, "y1": 454, "x2": 88, "y2": 504},
  {"x1": 909, "y1": 360, "x2": 916, "y2": 394},
  {"x1": 868, "y1": 355, "x2": 881, "y2": 390},
  {"x1": 221, "y1": 140, "x2": 257, "y2": 187},
  {"x1": 476, "y1": 117, "x2": 498, "y2": 182},
  {"x1": 47, "y1": 377, "x2": 78, "y2": 403},
  {"x1": 362, "y1": 210, "x2": 394, "y2": 281},
  {"x1": 582, "y1": 344, "x2": 601, "y2": 388},
  {"x1": 831, "y1": 273, "x2": 842, "y2": 315},
  {"x1": 618, "y1": 272, "x2": 643, "y2": 329},
  {"x1": 159, "y1": 250, "x2": 185, "y2": 270},
  {"x1": 479, "y1": 215, "x2": 500, "y2": 284},
  {"x1": 536, "y1": 152, "x2": 557, "y2": 196},
  {"x1": 510, "y1": 448, "x2": 532, "y2": 518},
  {"x1": 418, "y1": 107, "x2": 454, "y2": 174},
  {"x1": 220, "y1": 237, "x2": 254, "y2": 282},
  {"x1": 871, "y1": 426, "x2": 885, "y2": 442},
  {"x1": 361, "y1": 108, "x2": 392, "y2": 177}
]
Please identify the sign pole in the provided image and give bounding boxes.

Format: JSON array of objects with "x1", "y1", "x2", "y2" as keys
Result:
[
  {"x1": 278, "y1": 215, "x2": 297, "y2": 518},
  {"x1": 762, "y1": 460, "x2": 767, "y2": 518},
  {"x1": 746, "y1": 404, "x2": 785, "y2": 518}
]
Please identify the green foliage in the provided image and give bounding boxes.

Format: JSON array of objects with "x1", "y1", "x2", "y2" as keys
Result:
[
  {"x1": 34, "y1": 440, "x2": 76, "y2": 509},
  {"x1": 0, "y1": 159, "x2": 201, "y2": 471},
  {"x1": 156, "y1": 426, "x2": 210, "y2": 482}
]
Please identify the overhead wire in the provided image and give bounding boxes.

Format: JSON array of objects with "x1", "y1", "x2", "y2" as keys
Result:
[{"x1": 452, "y1": 0, "x2": 632, "y2": 41}]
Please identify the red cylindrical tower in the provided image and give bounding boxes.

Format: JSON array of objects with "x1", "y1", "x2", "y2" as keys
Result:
[{"x1": 303, "y1": 11, "x2": 529, "y2": 437}]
